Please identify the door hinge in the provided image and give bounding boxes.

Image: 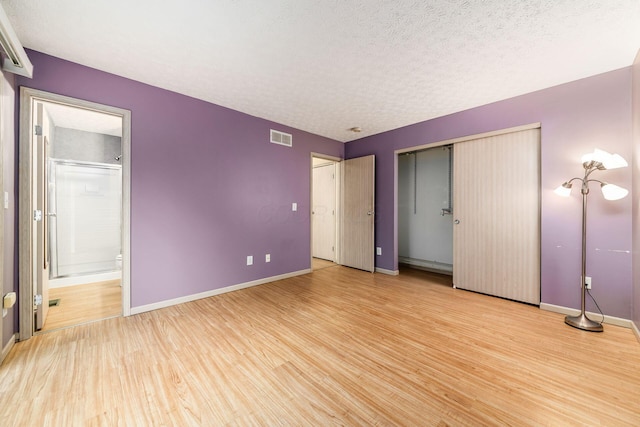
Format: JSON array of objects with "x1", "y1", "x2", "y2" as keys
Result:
[
  {"x1": 34, "y1": 125, "x2": 43, "y2": 136},
  {"x1": 34, "y1": 294, "x2": 43, "y2": 306},
  {"x1": 34, "y1": 209, "x2": 42, "y2": 221}
]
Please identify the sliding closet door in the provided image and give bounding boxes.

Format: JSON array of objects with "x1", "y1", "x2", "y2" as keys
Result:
[{"x1": 453, "y1": 128, "x2": 540, "y2": 304}]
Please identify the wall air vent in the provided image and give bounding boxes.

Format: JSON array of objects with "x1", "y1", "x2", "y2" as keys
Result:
[
  {"x1": 0, "y1": 4, "x2": 33, "y2": 78},
  {"x1": 270, "y1": 129, "x2": 292, "y2": 147}
]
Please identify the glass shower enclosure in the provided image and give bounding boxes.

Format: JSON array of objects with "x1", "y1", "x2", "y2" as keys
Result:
[{"x1": 48, "y1": 159, "x2": 122, "y2": 279}]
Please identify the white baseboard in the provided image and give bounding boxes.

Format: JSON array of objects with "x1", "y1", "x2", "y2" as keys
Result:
[
  {"x1": 375, "y1": 267, "x2": 399, "y2": 276},
  {"x1": 131, "y1": 269, "x2": 312, "y2": 315},
  {"x1": 1, "y1": 334, "x2": 16, "y2": 364},
  {"x1": 540, "y1": 303, "x2": 632, "y2": 329}
]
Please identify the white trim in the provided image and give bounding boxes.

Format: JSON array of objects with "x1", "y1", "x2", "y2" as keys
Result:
[
  {"x1": 375, "y1": 267, "x2": 399, "y2": 276},
  {"x1": 540, "y1": 303, "x2": 632, "y2": 328},
  {"x1": 130, "y1": 269, "x2": 311, "y2": 315},
  {"x1": 1, "y1": 333, "x2": 16, "y2": 364},
  {"x1": 632, "y1": 321, "x2": 640, "y2": 342},
  {"x1": 394, "y1": 122, "x2": 542, "y2": 155}
]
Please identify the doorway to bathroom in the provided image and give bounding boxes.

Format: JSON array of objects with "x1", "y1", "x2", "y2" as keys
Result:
[
  {"x1": 43, "y1": 156, "x2": 123, "y2": 332},
  {"x1": 18, "y1": 88, "x2": 131, "y2": 338}
]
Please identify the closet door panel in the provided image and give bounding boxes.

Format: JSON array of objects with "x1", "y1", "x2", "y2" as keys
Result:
[
  {"x1": 340, "y1": 155, "x2": 375, "y2": 272},
  {"x1": 453, "y1": 128, "x2": 540, "y2": 304}
]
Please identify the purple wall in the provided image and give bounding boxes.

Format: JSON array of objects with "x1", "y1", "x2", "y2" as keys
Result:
[
  {"x1": 346, "y1": 68, "x2": 634, "y2": 319},
  {"x1": 632, "y1": 54, "x2": 640, "y2": 332},
  {"x1": 16, "y1": 50, "x2": 344, "y2": 309}
]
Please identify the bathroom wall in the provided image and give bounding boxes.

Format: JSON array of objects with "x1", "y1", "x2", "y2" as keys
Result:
[{"x1": 52, "y1": 127, "x2": 121, "y2": 165}]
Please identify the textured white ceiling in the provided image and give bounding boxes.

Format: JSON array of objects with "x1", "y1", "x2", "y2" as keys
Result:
[
  {"x1": 42, "y1": 102, "x2": 122, "y2": 137},
  {"x1": 3, "y1": 0, "x2": 640, "y2": 142}
]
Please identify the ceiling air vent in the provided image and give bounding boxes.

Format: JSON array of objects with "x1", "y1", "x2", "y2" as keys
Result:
[
  {"x1": 270, "y1": 129, "x2": 292, "y2": 147},
  {"x1": 0, "y1": 5, "x2": 33, "y2": 78}
]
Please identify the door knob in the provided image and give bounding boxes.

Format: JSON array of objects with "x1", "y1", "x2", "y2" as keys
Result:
[
  {"x1": 454, "y1": 219, "x2": 460, "y2": 224},
  {"x1": 367, "y1": 211, "x2": 373, "y2": 216}
]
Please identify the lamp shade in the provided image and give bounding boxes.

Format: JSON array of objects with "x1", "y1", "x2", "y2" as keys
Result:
[
  {"x1": 554, "y1": 183, "x2": 572, "y2": 197},
  {"x1": 600, "y1": 183, "x2": 628, "y2": 200},
  {"x1": 581, "y1": 149, "x2": 628, "y2": 169},
  {"x1": 606, "y1": 153, "x2": 628, "y2": 169}
]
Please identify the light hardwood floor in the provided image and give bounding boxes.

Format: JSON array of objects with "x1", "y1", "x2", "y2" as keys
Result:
[
  {"x1": 1, "y1": 267, "x2": 639, "y2": 425},
  {"x1": 312, "y1": 257, "x2": 338, "y2": 271},
  {"x1": 42, "y1": 280, "x2": 122, "y2": 332}
]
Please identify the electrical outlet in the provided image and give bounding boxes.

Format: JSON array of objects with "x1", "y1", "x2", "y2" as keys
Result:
[
  {"x1": 376, "y1": 247, "x2": 382, "y2": 256},
  {"x1": 585, "y1": 276, "x2": 592, "y2": 290},
  {"x1": 247, "y1": 255, "x2": 253, "y2": 266},
  {"x1": 265, "y1": 254, "x2": 270, "y2": 263}
]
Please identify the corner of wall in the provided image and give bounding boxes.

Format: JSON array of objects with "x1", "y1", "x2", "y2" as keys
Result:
[
  {"x1": 0, "y1": 68, "x2": 16, "y2": 355},
  {"x1": 631, "y1": 48, "x2": 640, "y2": 335}
]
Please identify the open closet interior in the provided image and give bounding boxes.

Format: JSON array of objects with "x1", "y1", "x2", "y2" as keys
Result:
[
  {"x1": 398, "y1": 145, "x2": 453, "y2": 275},
  {"x1": 397, "y1": 126, "x2": 540, "y2": 305}
]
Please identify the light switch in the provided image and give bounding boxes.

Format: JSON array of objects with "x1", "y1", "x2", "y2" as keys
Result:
[
  {"x1": 247, "y1": 256, "x2": 253, "y2": 266},
  {"x1": 292, "y1": 202, "x2": 297, "y2": 211},
  {"x1": 3, "y1": 292, "x2": 16, "y2": 309},
  {"x1": 376, "y1": 247, "x2": 382, "y2": 256},
  {"x1": 3, "y1": 192, "x2": 8, "y2": 209},
  {"x1": 265, "y1": 254, "x2": 271, "y2": 263}
]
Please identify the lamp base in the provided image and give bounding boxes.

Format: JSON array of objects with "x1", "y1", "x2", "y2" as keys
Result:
[{"x1": 564, "y1": 313, "x2": 603, "y2": 332}]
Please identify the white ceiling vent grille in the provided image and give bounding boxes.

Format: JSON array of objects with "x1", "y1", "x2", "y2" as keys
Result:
[{"x1": 270, "y1": 129, "x2": 292, "y2": 147}]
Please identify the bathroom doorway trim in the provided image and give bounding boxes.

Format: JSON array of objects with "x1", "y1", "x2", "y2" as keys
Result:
[{"x1": 18, "y1": 87, "x2": 132, "y2": 340}]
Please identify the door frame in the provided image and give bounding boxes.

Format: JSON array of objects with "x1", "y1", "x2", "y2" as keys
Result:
[
  {"x1": 310, "y1": 153, "x2": 341, "y2": 269},
  {"x1": 393, "y1": 122, "x2": 541, "y2": 274},
  {"x1": 18, "y1": 87, "x2": 132, "y2": 340}
]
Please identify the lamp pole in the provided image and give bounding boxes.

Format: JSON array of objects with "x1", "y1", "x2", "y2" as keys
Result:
[{"x1": 564, "y1": 161, "x2": 603, "y2": 332}]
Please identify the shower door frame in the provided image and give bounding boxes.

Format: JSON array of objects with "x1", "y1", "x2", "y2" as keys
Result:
[
  {"x1": 18, "y1": 87, "x2": 132, "y2": 340},
  {"x1": 48, "y1": 158, "x2": 123, "y2": 280}
]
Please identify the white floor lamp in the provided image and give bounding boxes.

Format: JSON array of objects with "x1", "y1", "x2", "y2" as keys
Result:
[{"x1": 554, "y1": 149, "x2": 628, "y2": 332}]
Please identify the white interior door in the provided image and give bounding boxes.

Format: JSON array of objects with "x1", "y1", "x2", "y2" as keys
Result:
[
  {"x1": 34, "y1": 102, "x2": 49, "y2": 330},
  {"x1": 453, "y1": 128, "x2": 540, "y2": 304},
  {"x1": 340, "y1": 155, "x2": 375, "y2": 272},
  {"x1": 312, "y1": 163, "x2": 336, "y2": 261}
]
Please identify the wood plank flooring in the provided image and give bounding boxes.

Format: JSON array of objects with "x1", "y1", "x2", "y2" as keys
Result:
[
  {"x1": 312, "y1": 257, "x2": 338, "y2": 271},
  {"x1": 1, "y1": 267, "x2": 639, "y2": 426},
  {"x1": 42, "y1": 280, "x2": 122, "y2": 332}
]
